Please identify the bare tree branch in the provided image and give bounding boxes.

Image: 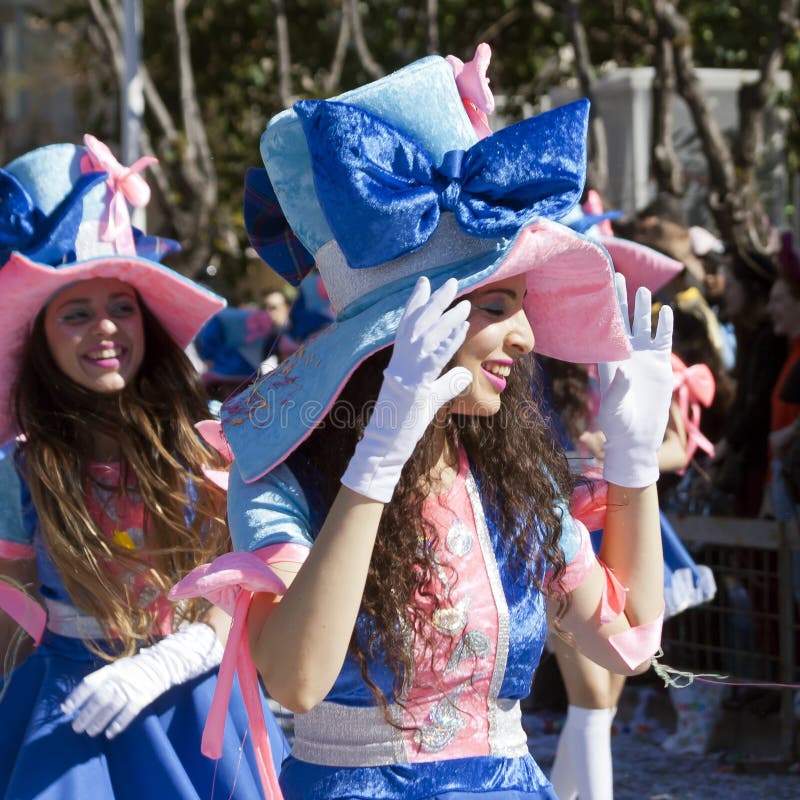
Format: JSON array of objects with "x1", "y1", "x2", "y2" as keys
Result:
[
  {"x1": 475, "y1": 7, "x2": 523, "y2": 44},
  {"x1": 651, "y1": 30, "x2": 685, "y2": 195},
  {"x1": 86, "y1": 0, "x2": 125, "y2": 82},
  {"x1": 348, "y1": 0, "x2": 383, "y2": 78},
  {"x1": 735, "y1": 0, "x2": 799, "y2": 176},
  {"x1": 563, "y1": 0, "x2": 608, "y2": 196},
  {"x1": 426, "y1": 0, "x2": 439, "y2": 54},
  {"x1": 273, "y1": 0, "x2": 293, "y2": 106},
  {"x1": 323, "y1": 0, "x2": 351, "y2": 94},
  {"x1": 173, "y1": 0, "x2": 214, "y2": 187},
  {"x1": 654, "y1": 0, "x2": 777, "y2": 254}
]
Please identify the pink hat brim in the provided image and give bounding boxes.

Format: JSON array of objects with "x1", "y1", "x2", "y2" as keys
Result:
[
  {"x1": 484, "y1": 223, "x2": 632, "y2": 363},
  {"x1": 0, "y1": 252, "x2": 225, "y2": 445},
  {"x1": 599, "y1": 236, "x2": 684, "y2": 308}
]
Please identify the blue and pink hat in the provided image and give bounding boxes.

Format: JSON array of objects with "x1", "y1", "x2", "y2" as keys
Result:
[
  {"x1": 223, "y1": 53, "x2": 633, "y2": 483},
  {"x1": 0, "y1": 135, "x2": 225, "y2": 445}
]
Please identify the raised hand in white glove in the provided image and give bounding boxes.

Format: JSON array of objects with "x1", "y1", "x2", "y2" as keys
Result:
[
  {"x1": 341, "y1": 276, "x2": 473, "y2": 502},
  {"x1": 596, "y1": 274, "x2": 674, "y2": 488},
  {"x1": 61, "y1": 621, "x2": 223, "y2": 739}
]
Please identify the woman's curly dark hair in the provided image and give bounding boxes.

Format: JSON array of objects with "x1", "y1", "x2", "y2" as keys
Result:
[{"x1": 287, "y1": 345, "x2": 574, "y2": 718}]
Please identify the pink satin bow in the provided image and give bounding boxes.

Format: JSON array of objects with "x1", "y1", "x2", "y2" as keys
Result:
[
  {"x1": 81, "y1": 134, "x2": 157, "y2": 255},
  {"x1": 446, "y1": 43, "x2": 494, "y2": 140},
  {"x1": 671, "y1": 354, "x2": 716, "y2": 469},
  {"x1": 169, "y1": 552, "x2": 287, "y2": 799}
]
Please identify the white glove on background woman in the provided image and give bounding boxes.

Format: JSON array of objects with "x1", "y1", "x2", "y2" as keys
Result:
[
  {"x1": 596, "y1": 274, "x2": 674, "y2": 488},
  {"x1": 341, "y1": 276, "x2": 473, "y2": 502},
  {"x1": 61, "y1": 621, "x2": 223, "y2": 739}
]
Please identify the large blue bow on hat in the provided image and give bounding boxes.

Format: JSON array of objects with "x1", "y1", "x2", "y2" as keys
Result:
[
  {"x1": 0, "y1": 169, "x2": 107, "y2": 266},
  {"x1": 294, "y1": 98, "x2": 589, "y2": 269}
]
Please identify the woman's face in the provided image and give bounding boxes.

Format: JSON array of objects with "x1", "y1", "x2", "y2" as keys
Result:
[
  {"x1": 449, "y1": 274, "x2": 534, "y2": 416},
  {"x1": 767, "y1": 278, "x2": 800, "y2": 338},
  {"x1": 43, "y1": 278, "x2": 145, "y2": 394}
]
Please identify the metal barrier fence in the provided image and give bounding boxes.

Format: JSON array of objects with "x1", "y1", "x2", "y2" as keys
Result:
[{"x1": 662, "y1": 514, "x2": 799, "y2": 759}]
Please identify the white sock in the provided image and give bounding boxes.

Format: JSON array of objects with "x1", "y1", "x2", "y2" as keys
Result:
[{"x1": 550, "y1": 705, "x2": 614, "y2": 800}]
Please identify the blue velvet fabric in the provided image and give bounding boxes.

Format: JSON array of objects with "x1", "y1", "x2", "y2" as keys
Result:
[
  {"x1": 294, "y1": 98, "x2": 588, "y2": 269},
  {"x1": 280, "y1": 754, "x2": 557, "y2": 800},
  {"x1": 0, "y1": 632, "x2": 290, "y2": 800},
  {"x1": 0, "y1": 169, "x2": 107, "y2": 265},
  {"x1": 473, "y1": 472, "x2": 549, "y2": 701}
]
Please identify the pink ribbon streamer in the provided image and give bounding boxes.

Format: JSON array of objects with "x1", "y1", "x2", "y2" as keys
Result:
[
  {"x1": 0, "y1": 579, "x2": 45, "y2": 645},
  {"x1": 671, "y1": 354, "x2": 716, "y2": 471},
  {"x1": 169, "y1": 552, "x2": 287, "y2": 799},
  {"x1": 81, "y1": 134, "x2": 157, "y2": 256}
]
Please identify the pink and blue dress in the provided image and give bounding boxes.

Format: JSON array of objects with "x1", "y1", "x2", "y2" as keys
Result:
[
  {"x1": 224, "y1": 446, "x2": 603, "y2": 799},
  {"x1": 0, "y1": 455, "x2": 289, "y2": 800}
]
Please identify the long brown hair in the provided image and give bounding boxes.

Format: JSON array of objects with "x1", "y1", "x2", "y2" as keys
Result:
[
  {"x1": 287, "y1": 346, "x2": 573, "y2": 713},
  {"x1": 13, "y1": 299, "x2": 229, "y2": 657}
]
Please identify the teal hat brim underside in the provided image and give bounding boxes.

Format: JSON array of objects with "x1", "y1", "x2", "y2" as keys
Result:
[{"x1": 222, "y1": 243, "x2": 508, "y2": 483}]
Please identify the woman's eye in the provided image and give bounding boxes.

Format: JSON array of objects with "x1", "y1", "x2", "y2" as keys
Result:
[
  {"x1": 58, "y1": 309, "x2": 92, "y2": 325},
  {"x1": 110, "y1": 301, "x2": 137, "y2": 317},
  {"x1": 477, "y1": 305, "x2": 505, "y2": 317}
]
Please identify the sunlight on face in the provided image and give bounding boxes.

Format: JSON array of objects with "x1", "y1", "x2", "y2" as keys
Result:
[
  {"x1": 449, "y1": 274, "x2": 534, "y2": 417},
  {"x1": 43, "y1": 278, "x2": 145, "y2": 394}
]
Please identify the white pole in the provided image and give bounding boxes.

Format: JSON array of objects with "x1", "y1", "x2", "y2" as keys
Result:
[{"x1": 122, "y1": 0, "x2": 145, "y2": 229}]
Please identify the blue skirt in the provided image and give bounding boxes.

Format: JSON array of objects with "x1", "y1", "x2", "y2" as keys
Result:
[
  {"x1": 0, "y1": 631, "x2": 290, "y2": 800},
  {"x1": 279, "y1": 753, "x2": 559, "y2": 800}
]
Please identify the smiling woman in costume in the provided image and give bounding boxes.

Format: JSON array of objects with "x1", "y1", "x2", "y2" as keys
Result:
[
  {"x1": 0, "y1": 137, "x2": 287, "y2": 800},
  {"x1": 174, "y1": 46, "x2": 673, "y2": 800}
]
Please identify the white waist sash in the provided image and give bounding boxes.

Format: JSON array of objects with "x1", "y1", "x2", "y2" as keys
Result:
[
  {"x1": 292, "y1": 698, "x2": 529, "y2": 767},
  {"x1": 45, "y1": 598, "x2": 105, "y2": 639}
]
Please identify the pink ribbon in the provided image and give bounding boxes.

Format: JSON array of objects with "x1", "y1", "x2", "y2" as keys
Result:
[
  {"x1": 583, "y1": 189, "x2": 615, "y2": 236},
  {"x1": 195, "y1": 419, "x2": 233, "y2": 491},
  {"x1": 608, "y1": 605, "x2": 665, "y2": 670},
  {"x1": 0, "y1": 579, "x2": 46, "y2": 645},
  {"x1": 671, "y1": 354, "x2": 716, "y2": 470},
  {"x1": 446, "y1": 43, "x2": 494, "y2": 140},
  {"x1": 81, "y1": 134, "x2": 157, "y2": 255},
  {"x1": 169, "y1": 552, "x2": 287, "y2": 799}
]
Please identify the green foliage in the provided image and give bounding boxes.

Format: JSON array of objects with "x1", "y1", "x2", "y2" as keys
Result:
[{"x1": 45, "y1": 0, "x2": 799, "y2": 276}]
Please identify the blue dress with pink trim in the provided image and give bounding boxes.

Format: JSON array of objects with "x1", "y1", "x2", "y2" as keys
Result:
[
  {"x1": 0, "y1": 457, "x2": 290, "y2": 800},
  {"x1": 225, "y1": 448, "x2": 600, "y2": 800}
]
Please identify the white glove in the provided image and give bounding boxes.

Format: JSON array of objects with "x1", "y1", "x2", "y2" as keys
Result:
[
  {"x1": 61, "y1": 622, "x2": 223, "y2": 739},
  {"x1": 341, "y1": 276, "x2": 473, "y2": 502},
  {"x1": 596, "y1": 274, "x2": 673, "y2": 488}
]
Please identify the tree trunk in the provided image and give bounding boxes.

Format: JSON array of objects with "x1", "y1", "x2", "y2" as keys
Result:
[
  {"x1": 563, "y1": 0, "x2": 608, "y2": 198},
  {"x1": 650, "y1": 31, "x2": 685, "y2": 196},
  {"x1": 653, "y1": 0, "x2": 793, "y2": 256}
]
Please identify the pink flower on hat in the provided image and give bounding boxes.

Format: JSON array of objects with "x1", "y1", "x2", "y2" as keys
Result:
[{"x1": 446, "y1": 43, "x2": 494, "y2": 140}]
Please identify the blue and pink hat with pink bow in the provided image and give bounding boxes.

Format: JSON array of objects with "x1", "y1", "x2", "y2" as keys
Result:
[
  {"x1": 224, "y1": 49, "x2": 633, "y2": 483},
  {"x1": 0, "y1": 135, "x2": 225, "y2": 445}
]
